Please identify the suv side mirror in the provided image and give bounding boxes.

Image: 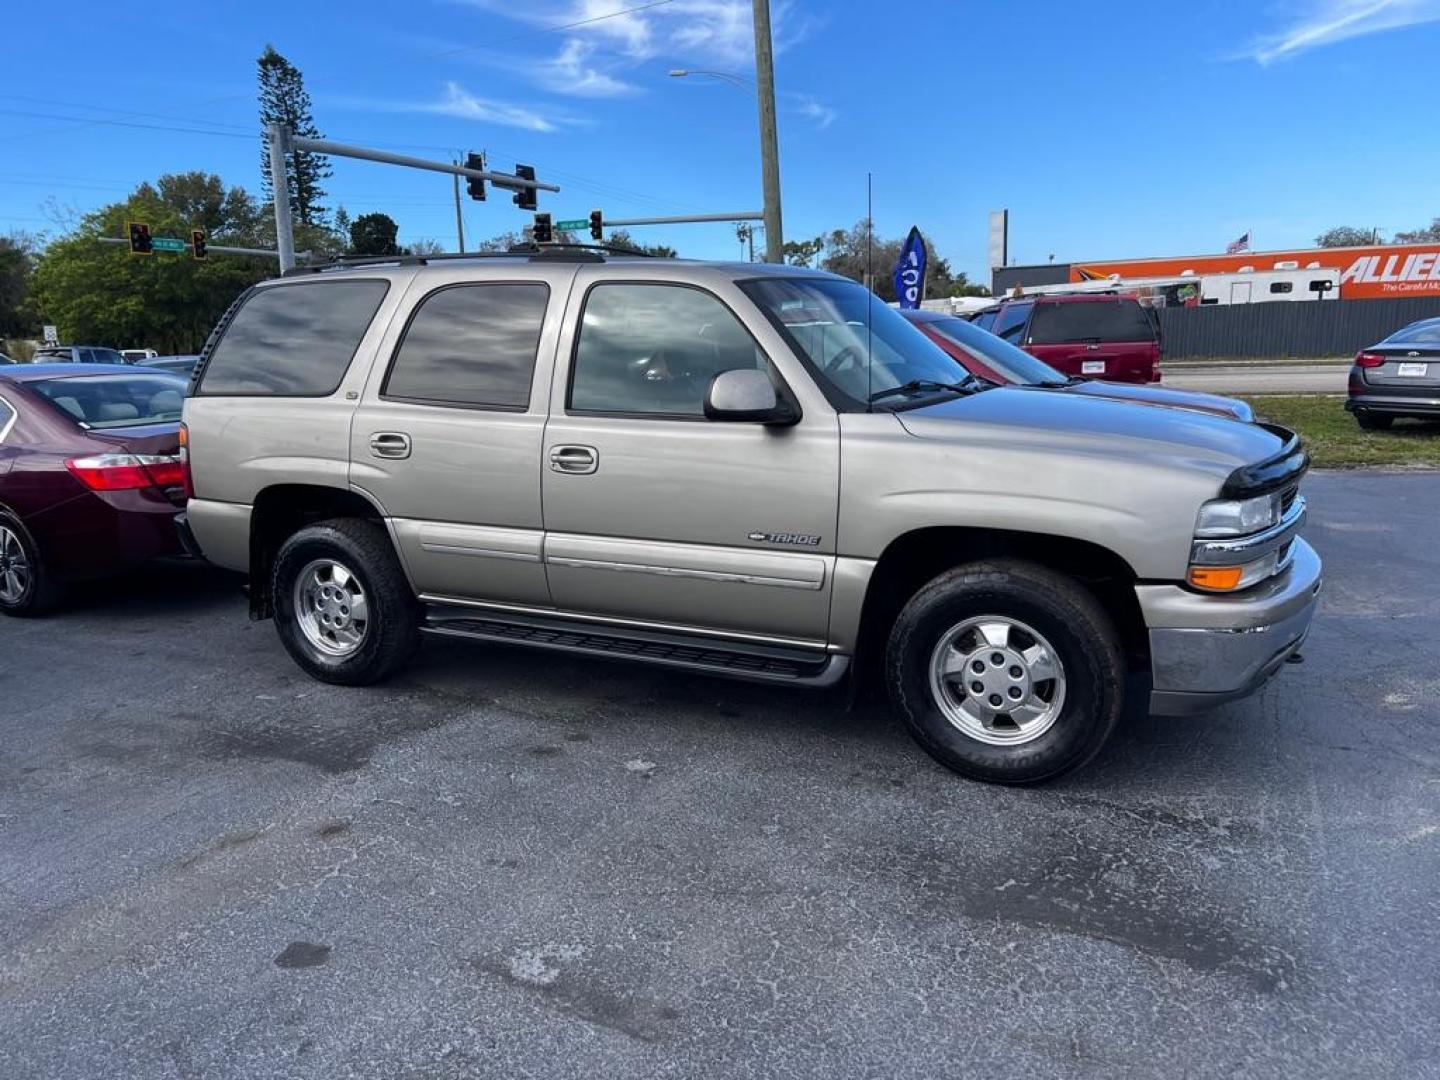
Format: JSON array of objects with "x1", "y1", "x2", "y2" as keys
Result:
[{"x1": 704, "y1": 368, "x2": 798, "y2": 425}]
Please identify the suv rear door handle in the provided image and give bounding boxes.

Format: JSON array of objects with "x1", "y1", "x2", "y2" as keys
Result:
[
  {"x1": 549, "y1": 444, "x2": 598, "y2": 475},
  {"x1": 369, "y1": 432, "x2": 412, "y2": 460}
]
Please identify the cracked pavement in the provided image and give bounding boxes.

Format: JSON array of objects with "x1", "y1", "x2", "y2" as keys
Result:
[{"x1": 1, "y1": 472, "x2": 1436, "y2": 1078}]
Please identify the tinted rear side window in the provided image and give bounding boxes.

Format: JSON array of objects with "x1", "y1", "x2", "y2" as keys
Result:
[
  {"x1": 992, "y1": 303, "x2": 1032, "y2": 343},
  {"x1": 199, "y1": 280, "x2": 389, "y2": 396},
  {"x1": 1029, "y1": 300, "x2": 1156, "y2": 344},
  {"x1": 384, "y1": 283, "x2": 549, "y2": 409}
]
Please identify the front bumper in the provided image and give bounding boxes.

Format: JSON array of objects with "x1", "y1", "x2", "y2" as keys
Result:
[{"x1": 1139, "y1": 538, "x2": 1322, "y2": 716}]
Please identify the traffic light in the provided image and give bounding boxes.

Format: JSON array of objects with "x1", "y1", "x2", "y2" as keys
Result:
[
  {"x1": 191, "y1": 229, "x2": 208, "y2": 261},
  {"x1": 464, "y1": 152, "x2": 486, "y2": 201},
  {"x1": 128, "y1": 221, "x2": 153, "y2": 255},
  {"x1": 512, "y1": 164, "x2": 537, "y2": 211},
  {"x1": 589, "y1": 209, "x2": 603, "y2": 241},
  {"x1": 532, "y1": 213, "x2": 553, "y2": 245}
]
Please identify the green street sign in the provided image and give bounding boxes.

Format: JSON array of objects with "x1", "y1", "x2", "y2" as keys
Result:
[
  {"x1": 555, "y1": 219, "x2": 588, "y2": 231},
  {"x1": 151, "y1": 237, "x2": 187, "y2": 252}
]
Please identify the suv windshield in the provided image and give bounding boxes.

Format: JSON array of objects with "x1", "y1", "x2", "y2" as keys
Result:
[
  {"x1": 1029, "y1": 299, "x2": 1156, "y2": 344},
  {"x1": 925, "y1": 316, "x2": 1068, "y2": 384},
  {"x1": 743, "y1": 277, "x2": 976, "y2": 408},
  {"x1": 29, "y1": 373, "x2": 187, "y2": 428}
]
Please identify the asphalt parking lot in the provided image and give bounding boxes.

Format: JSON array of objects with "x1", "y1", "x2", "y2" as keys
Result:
[{"x1": 2, "y1": 471, "x2": 1437, "y2": 1079}]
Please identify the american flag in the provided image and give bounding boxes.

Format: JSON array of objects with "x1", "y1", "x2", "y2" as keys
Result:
[{"x1": 1226, "y1": 231, "x2": 1251, "y2": 254}]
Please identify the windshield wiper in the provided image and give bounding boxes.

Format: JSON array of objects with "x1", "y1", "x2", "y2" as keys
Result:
[{"x1": 868, "y1": 376, "x2": 979, "y2": 404}]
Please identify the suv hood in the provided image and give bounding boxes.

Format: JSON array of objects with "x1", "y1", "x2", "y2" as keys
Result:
[{"x1": 897, "y1": 386, "x2": 1284, "y2": 483}]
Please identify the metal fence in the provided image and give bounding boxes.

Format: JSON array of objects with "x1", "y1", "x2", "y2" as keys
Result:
[{"x1": 1158, "y1": 297, "x2": 1440, "y2": 360}]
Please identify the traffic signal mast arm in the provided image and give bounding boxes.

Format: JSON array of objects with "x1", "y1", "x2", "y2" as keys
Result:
[{"x1": 287, "y1": 135, "x2": 557, "y2": 197}]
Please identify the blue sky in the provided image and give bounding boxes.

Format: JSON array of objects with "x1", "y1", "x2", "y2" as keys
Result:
[{"x1": 4, "y1": 0, "x2": 1440, "y2": 278}]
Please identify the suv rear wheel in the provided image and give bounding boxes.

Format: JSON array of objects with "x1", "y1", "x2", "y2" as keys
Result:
[
  {"x1": 272, "y1": 519, "x2": 420, "y2": 685},
  {"x1": 886, "y1": 559, "x2": 1124, "y2": 784}
]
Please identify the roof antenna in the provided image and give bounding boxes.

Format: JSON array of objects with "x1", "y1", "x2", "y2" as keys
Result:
[{"x1": 865, "y1": 171, "x2": 874, "y2": 411}]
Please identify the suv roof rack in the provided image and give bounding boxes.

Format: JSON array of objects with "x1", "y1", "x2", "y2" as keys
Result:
[{"x1": 284, "y1": 242, "x2": 657, "y2": 276}]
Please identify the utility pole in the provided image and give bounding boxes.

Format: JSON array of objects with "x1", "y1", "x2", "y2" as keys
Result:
[
  {"x1": 267, "y1": 122, "x2": 296, "y2": 273},
  {"x1": 452, "y1": 159, "x2": 466, "y2": 253},
  {"x1": 752, "y1": 0, "x2": 784, "y2": 263}
]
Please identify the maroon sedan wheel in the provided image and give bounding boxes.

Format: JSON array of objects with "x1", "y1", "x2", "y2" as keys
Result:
[{"x1": 0, "y1": 514, "x2": 59, "y2": 616}]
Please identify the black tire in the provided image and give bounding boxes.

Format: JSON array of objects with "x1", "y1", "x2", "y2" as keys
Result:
[
  {"x1": 1355, "y1": 411, "x2": 1393, "y2": 431},
  {"x1": 271, "y1": 518, "x2": 420, "y2": 685},
  {"x1": 886, "y1": 559, "x2": 1125, "y2": 784},
  {"x1": 0, "y1": 511, "x2": 62, "y2": 616}
]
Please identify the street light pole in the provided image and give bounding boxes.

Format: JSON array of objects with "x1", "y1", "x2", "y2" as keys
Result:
[{"x1": 751, "y1": 0, "x2": 784, "y2": 263}]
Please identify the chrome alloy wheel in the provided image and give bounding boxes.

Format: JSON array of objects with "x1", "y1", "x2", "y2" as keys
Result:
[
  {"x1": 293, "y1": 559, "x2": 369, "y2": 657},
  {"x1": 0, "y1": 525, "x2": 30, "y2": 604},
  {"x1": 928, "y1": 616, "x2": 1067, "y2": 746}
]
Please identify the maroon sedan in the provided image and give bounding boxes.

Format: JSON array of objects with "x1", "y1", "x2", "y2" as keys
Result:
[
  {"x1": 902, "y1": 308, "x2": 1255, "y2": 422},
  {"x1": 0, "y1": 364, "x2": 189, "y2": 614}
]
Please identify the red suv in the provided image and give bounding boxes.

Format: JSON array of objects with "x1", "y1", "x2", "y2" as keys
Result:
[{"x1": 969, "y1": 293, "x2": 1162, "y2": 384}]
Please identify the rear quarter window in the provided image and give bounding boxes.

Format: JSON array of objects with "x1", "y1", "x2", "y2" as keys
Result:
[
  {"x1": 1029, "y1": 300, "x2": 1156, "y2": 344},
  {"x1": 198, "y1": 280, "x2": 389, "y2": 396}
]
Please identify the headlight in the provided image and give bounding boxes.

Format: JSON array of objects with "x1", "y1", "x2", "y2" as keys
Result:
[{"x1": 1194, "y1": 493, "x2": 1282, "y2": 538}]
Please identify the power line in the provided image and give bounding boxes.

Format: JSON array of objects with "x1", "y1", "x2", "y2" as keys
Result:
[
  {"x1": 426, "y1": 0, "x2": 676, "y2": 59},
  {"x1": 0, "y1": 91, "x2": 254, "y2": 143},
  {"x1": 0, "y1": 108, "x2": 253, "y2": 140},
  {"x1": 0, "y1": 94, "x2": 255, "y2": 134}
]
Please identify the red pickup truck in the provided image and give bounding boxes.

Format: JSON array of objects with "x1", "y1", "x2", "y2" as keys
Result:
[{"x1": 967, "y1": 293, "x2": 1162, "y2": 384}]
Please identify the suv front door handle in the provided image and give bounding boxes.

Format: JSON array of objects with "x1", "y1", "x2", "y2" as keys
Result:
[
  {"x1": 549, "y1": 444, "x2": 598, "y2": 475},
  {"x1": 370, "y1": 432, "x2": 412, "y2": 460}
]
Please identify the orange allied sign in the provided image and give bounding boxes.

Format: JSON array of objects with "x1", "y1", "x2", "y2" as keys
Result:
[{"x1": 1070, "y1": 243, "x2": 1440, "y2": 299}]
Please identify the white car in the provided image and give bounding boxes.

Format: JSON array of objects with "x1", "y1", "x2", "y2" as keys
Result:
[{"x1": 120, "y1": 348, "x2": 159, "y2": 364}]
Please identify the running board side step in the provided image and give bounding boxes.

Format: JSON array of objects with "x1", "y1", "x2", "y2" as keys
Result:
[{"x1": 421, "y1": 606, "x2": 849, "y2": 688}]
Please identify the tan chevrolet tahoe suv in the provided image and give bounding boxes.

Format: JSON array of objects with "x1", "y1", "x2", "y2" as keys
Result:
[{"x1": 179, "y1": 249, "x2": 1321, "y2": 784}]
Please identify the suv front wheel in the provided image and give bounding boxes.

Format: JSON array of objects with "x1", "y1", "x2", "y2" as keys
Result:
[
  {"x1": 272, "y1": 519, "x2": 420, "y2": 685},
  {"x1": 886, "y1": 560, "x2": 1125, "y2": 784}
]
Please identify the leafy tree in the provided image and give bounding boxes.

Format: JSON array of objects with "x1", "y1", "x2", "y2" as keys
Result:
[
  {"x1": 348, "y1": 212, "x2": 401, "y2": 256},
  {"x1": 333, "y1": 206, "x2": 352, "y2": 241},
  {"x1": 1316, "y1": 226, "x2": 1378, "y2": 247},
  {"x1": 604, "y1": 229, "x2": 677, "y2": 257},
  {"x1": 258, "y1": 45, "x2": 331, "y2": 227},
  {"x1": 475, "y1": 228, "x2": 577, "y2": 251},
  {"x1": 1393, "y1": 218, "x2": 1440, "y2": 244},
  {"x1": 820, "y1": 220, "x2": 980, "y2": 301},
  {"x1": 0, "y1": 233, "x2": 38, "y2": 338},
  {"x1": 29, "y1": 174, "x2": 271, "y2": 354},
  {"x1": 783, "y1": 235, "x2": 824, "y2": 267}
]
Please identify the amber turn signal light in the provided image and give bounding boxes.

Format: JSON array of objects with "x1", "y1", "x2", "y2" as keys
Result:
[{"x1": 1188, "y1": 566, "x2": 1244, "y2": 591}]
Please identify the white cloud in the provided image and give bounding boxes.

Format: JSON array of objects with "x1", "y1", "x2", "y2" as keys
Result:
[
  {"x1": 330, "y1": 82, "x2": 571, "y2": 132},
  {"x1": 793, "y1": 94, "x2": 836, "y2": 130},
  {"x1": 451, "y1": 0, "x2": 819, "y2": 96},
  {"x1": 1241, "y1": 0, "x2": 1440, "y2": 64},
  {"x1": 540, "y1": 38, "x2": 641, "y2": 97}
]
